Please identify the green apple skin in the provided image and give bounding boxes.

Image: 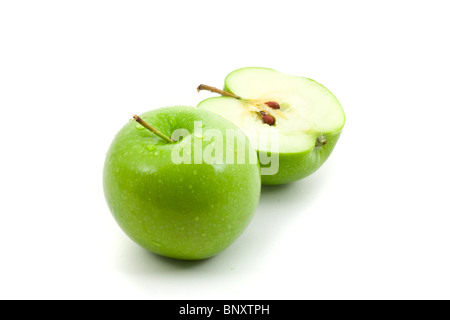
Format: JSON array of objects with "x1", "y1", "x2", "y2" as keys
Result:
[
  {"x1": 199, "y1": 67, "x2": 345, "y2": 185},
  {"x1": 103, "y1": 106, "x2": 261, "y2": 260},
  {"x1": 258, "y1": 131, "x2": 342, "y2": 185}
]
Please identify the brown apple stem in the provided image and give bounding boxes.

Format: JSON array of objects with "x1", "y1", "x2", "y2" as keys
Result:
[
  {"x1": 197, "y1": 84, "x2": 241, "y2": 100},
  {"x1": 197, "y1": 84, "x2": 281, "y2": 125},
  {"x1": 133, "y1": 115, "x2": 174, "y2": 143}
]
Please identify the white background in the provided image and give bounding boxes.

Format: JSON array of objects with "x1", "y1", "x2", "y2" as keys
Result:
[{"x1": 1, "y1": 1, "x2": 449, "y2": 300}]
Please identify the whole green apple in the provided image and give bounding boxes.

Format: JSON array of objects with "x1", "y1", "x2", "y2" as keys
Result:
[
  {"x1": 197, "y1": 67, "x2": 346, "y2": 185},
  {"x1": 103, "y1": 106, "x2": 261, "y2": 260}
]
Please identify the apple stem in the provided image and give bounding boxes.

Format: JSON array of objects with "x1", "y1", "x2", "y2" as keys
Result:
[
  {"x1": 197, "y1": 84, "x2": 241, "y2": 100},
  {"x1": 316, "y1": 135, "x2": 327, "y2": 147},
  {"x1": 198, "y1": 84, "x2": 281, "y2": 125},
  {"x1": 133, "y1": 115, "x2": 174, "y2": 143}
]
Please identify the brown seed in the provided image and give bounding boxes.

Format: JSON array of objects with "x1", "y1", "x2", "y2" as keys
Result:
[
  {"x1": 264, "y1": 101, "x2": 280, "y2": 109},
  {"x1": 259, "y1": 111, "x2": 276, "y2": 125}
]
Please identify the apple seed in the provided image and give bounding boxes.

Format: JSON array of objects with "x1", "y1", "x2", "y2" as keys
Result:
[
  {"x1": 264, "y1": 101, "x2": 280, "y2": 109},
  {"x1": 259, "y1": 111, "x2": 276, "y2": 125}
]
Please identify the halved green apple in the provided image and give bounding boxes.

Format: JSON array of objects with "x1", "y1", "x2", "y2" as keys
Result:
[{"x1": 197, "y1": 67, "x2": 345, "y2": 185}]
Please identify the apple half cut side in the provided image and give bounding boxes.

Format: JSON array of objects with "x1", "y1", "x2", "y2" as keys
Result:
[{"x1": 197, "y1": 67, "x2": 345, "y2": 185}]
